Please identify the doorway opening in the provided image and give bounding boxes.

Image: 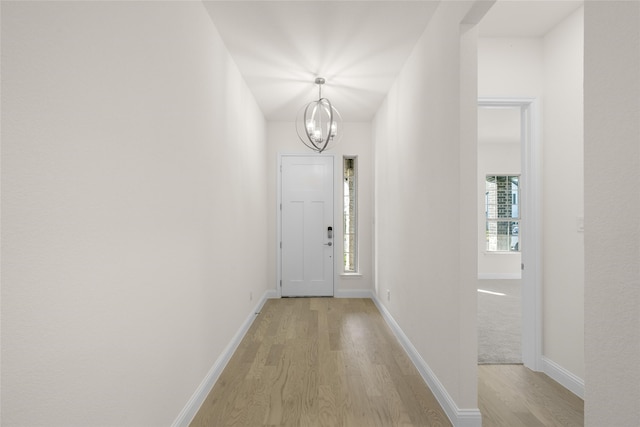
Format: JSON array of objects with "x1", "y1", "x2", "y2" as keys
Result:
[
  {"x1": 478, "y1": 106, "x2": 522, "y2": 364},
  {"x1": 478, "y1": 98, "x2": 542, "y2": 371}
]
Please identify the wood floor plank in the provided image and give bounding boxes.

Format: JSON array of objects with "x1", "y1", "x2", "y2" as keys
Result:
[
  {"x1": 317, "y1": 384, "x2": 338, "y2": 427},
  {"x1": 264, "y1": 343, "x2": 284, "y2": 367},
  {"x1": 243, "y1": 366, "x2": 275, "y2": 426},
  {"x1": 263, "y1": 352, "x2": 290, "y2": 426},
  {"x1": 374, "y1": 364, "x2": 414, "y2": 426}
]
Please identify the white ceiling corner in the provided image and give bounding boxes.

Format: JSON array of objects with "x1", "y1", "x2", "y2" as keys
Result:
[{"x1": 477, "y1": 0, "x2": 583, "y2": 38}]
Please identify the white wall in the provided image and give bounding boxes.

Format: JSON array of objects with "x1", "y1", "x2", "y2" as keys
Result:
[
  {"x1": 373, "y1": 1, "x2": 481, "y2": 413},
  {"x1": 584, "y1": 1, "x2": 640, "y2": 425},
  {"x1": 478, "y1": 7, "x2": 585, "y2": 383},
  {"x1": 477, "y1": 107, "x2": 521, "y2": 278},
  {"x1": 266, "y1": 122, "x2": 374, "y2": 295},
  {"x1": 478, "y1": 38, "x2": 544, "y2": 98},
  {"x1": 542, "y1": 6, "x2": 585, "y2": 380},
  {"x1": 1, "y1": 2, "x2": 268, "y2": 425}
]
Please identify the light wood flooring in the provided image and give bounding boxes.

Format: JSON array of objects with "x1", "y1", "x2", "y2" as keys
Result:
[
  {"x1": 479, "y1": 364, "x2": 584, "y2": 426},
  {"x1": 190, "y1": 297, "x2": 451, "y2": 427},
  {"x1": 190, "y1": 297, "x2": 584, "y2": 427}
]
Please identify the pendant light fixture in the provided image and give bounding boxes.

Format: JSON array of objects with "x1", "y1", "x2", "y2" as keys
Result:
[{"x1": 295, "y1": 77, "x2": 342, "y2": 153}]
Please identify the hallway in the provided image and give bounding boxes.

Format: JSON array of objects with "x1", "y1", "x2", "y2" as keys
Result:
[{"x1": 2, "y1": 1, "x2": 638, "y2": 425}]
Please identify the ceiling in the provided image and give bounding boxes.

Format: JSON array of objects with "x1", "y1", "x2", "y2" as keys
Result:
[
  {"x1": 478, "y1": 0, "x2": 583, "y2": 37},
  {"x1": 203, "y1": 0, "x2": 583, "y2": 122}
]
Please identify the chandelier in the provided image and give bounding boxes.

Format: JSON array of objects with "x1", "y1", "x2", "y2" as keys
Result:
[{"x1": 295, "y1": 77, "x2": 342, "y2": 153}]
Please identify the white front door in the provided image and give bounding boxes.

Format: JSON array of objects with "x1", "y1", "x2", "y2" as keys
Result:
[{"x1": 280, "y1": 155, "x2": 334, "y2": 297}]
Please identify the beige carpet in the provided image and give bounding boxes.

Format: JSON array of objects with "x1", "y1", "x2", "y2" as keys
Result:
[{"x1": 477, "y1": 279, "x2": 522, "y2": 364}]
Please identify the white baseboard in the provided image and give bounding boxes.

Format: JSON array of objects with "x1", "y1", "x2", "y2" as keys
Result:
[
  {"x1": 370, "y1": 295, "x2": 482, "y2": 427},
  {"x1": 334, "y1": 289, "x2": 375, "y2": 298},
  {"x1": 171, "y1": 289, "x2": 277, "y2": 427},
  {"x1": 542, "y1": 356, "x2": 585, "y2": 399},
  {"x1": 478, "y1": 273, "x2": 521, "y2": 280}
]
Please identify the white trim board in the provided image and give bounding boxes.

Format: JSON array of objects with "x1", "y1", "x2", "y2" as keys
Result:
[
  {"x1": 371, "y1": 295, "x2": 482, "y2": 427},
  {"x1": 171, "y1": 289, "x2": 278, "y2": 427},
  {"x1": 542, "y1": 356, "x2": 585, "y2": 400},
  {"x1": 334, "y1": 289, "x2": 374, "y2": 298},
  {"x1": 478, "y1": 273, "x2": 522, "y2": 280}
]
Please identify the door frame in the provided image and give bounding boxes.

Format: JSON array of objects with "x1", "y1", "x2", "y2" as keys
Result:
[
  {"x1": 478, "y1": 97, "x2": 543, "y2": 371},
  {"x1": 276, "y1": 153, "x2": 336, "y2": 298}
]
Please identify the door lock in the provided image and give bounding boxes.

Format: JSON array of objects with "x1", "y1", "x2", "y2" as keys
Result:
[{"x1": 327, "y1": 226, "x2": 333, "y2": 239}]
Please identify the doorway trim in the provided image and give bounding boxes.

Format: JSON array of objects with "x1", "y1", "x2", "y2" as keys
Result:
[
  {"x1": 478, "y1": 97, "x2": 542, "y2": 371},
  {"x1": 276, "y1": 153, "x2": 336, "y2": 298}
]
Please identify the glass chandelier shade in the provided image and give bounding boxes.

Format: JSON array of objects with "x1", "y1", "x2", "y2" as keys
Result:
[{"x1": 296, "y1": 77, "x2": 342, "y2": 153}]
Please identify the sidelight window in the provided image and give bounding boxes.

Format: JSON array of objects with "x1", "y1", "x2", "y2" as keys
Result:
[{"x1": 343, "y1": 157, "x2": 358, "y2": 272}]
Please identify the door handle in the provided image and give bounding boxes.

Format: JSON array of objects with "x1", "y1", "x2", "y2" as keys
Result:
[{"x1": 324, "y1": 242, "x2": 333, "y2": 246}]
